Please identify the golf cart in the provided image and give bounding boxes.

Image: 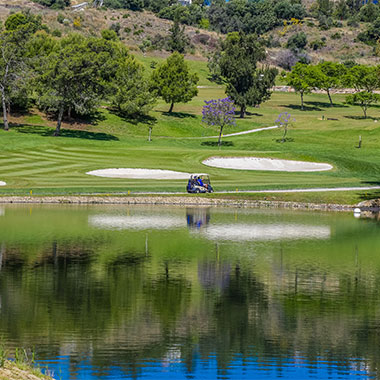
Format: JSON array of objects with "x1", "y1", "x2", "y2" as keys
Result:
[{"x1": 187, "y1": 174, "x2": 213, "y2": 193}]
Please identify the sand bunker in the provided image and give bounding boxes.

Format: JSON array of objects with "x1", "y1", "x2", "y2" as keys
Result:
[
  {"x1": 86, "y1": 168, "x2": 190, "y2": 179},
  {"x1": 203, "y1": 157, "x2": 333, "y2": 172},
  {"x1": 0, "y1": 182, "x2": 5, "y2": 186}
]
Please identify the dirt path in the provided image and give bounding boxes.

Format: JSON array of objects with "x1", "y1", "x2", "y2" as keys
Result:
[{"x1": 183, "y1": 125, "x2": 279, "y2": 139}]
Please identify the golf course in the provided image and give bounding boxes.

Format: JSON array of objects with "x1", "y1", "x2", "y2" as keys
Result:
[{"x1": 0, "y1": 56, "x2": 380, "y2": 205}]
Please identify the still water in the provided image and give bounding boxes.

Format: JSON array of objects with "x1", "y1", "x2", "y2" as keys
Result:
[{"x1": 0, "y1": 205, "x2": 379, "y2": 379}]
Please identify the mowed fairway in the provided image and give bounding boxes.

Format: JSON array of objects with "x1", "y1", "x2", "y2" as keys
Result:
[{"x1": 1, "y1": 76, "x2": 380, "y2": 204}]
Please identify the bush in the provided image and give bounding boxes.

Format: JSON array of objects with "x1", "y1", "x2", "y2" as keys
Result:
[
  {"x1": 330, "y1": 32, "x2": 342, "y2": 39},
  {"x1": 73, "y1": 17, "x2": 81, "y2": 28},
  {"x1": 347, "y1": 17, "x2": 359, "y2": 27},
  {"x1": 52, "y1": 29, "x2": 62, "y2": 37},
  {"x1": 359, "y1": 3, "x2": 380, "y2": 22},
  {"x1": 286, "y1": 32, "x2": 307, "y2": 51},
  {"x1": 101, "y1": 29, "x2": 118, "y2": 40},
  {"x1": 275, "y1": 49, "x2": 299, "y2": 70},
  {"x1": 33, "y1": 0, "x2": 70, "y2": 9},
  {"x1": 57, "y1": 13, "x2": 65, "y2": 23},
  {"x1": 309, "y1": 39, "x2": 326, "y2": 50},
  {"x1": 110, "y1": 22, "x2": 121, "y2": 35},
  {"x1": 318, "y1": 14, "x2": 333, "y2": 30},
  {"x1": 124, "y1": 27, "x2": 131, "y2": 33},
  {"x1": 274, "y1": 0, "x2": 306, "y2": 20}
]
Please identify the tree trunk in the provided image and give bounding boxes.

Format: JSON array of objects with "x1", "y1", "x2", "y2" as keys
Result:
[
  {"x1": 218, "y1": 125, "x2": 224, "y2": 147},
  {"x1": 300, "y1": 92, "x2": 304, "y2": 111},
  {"x1": 168, "y1": 102, "x2": 174, "y2": 113},
  {"x1": 239, "y1": 105, "x2": 245, "y2": 118},
  {"x1": 327, "y1": 89, "x2": 333, "y2": 106},
  {"x1": 68, "y1": 105, "x2": 72, "y2": 121},
  {"x1": 1, "y1": 88, "x2": 9, "y2": 131},
  {"x1": 282, "y1": 125, "x2": 288, "y2": 143},
  {"x1": 363, "y1": 106, "x2": 367, "y2": 119},
  {"x1": 148, "y1": 126, "x2": 152, "y2": 142},
  {"x1": 54, "y1": 106, "x2": 64, "y2": 136}
]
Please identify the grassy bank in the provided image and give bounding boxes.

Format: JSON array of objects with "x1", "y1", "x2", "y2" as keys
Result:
[{"x1": 1, "y1": 78, "x2": 380, "y2": 205}]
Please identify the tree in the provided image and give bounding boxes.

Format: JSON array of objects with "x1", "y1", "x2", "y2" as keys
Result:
[
  {"x1": 202, "y1": 97, "x2": 236, "y2": 146},
  {"x1": 346, "y1": 91, "x2": 380, "y2": 118},
  {"x1": 168, "y1": 18, "x2": 188, "y2": 53},
  {"x1": 35, "y1": 34, "x2": 126, "y2": 136},
  {"x1": 151, "y1": 52, "x2": 198, "y2": 113},
  {"x1": 216, "y1": 32, "x2": 276, "y2": 118},
  {"x1": 285, "y1": 62, "x2": 314, "y2": 110},
  {"x1": 111, "y1": 56, "x2": 156, "y2": 116},
  {"x1": 343, "y1": 65, "x2": 380, "y2": 92},
  {"x1": 0, "y1": 12, "x2": 42, "y2": 130},
  {"x1": 311, "y1": 62, "x2": 346, "y2": 106}
]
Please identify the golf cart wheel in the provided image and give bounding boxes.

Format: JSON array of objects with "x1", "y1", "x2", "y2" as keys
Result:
[{"x1": 195, "y1": 189, "x2": 200, "y2": 193}]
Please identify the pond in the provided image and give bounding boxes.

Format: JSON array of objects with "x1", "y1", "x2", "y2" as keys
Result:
[{"x1": 0, "y1": 204, "x2": 379, "y2": 379}]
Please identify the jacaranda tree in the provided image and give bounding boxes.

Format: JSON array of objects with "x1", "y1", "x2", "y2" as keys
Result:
[{"x1": 202, "y1": 97, "x2": 235, "y2": 146}]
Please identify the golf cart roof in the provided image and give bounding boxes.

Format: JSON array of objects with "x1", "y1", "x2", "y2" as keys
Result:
[{"x1": 190, "y1": 173, "x2": 209, "y2": 176}]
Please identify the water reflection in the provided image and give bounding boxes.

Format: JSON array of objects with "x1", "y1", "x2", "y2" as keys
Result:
[
  {"x1": 203, "y1": 223, "x2": 331, "y2": 241},
  {"x1": 89, "y1": 214, "x2": 185, "y2": 230},
  {"x1": 0, "y1": 205, "x2": 378, "y2": 379}
]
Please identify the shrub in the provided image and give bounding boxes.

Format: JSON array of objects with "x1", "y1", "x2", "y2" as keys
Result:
[
  {"x1": 57, "y1": 13, "x2": 65, "y2": 23},
  {"x1": 52, "y1": 29, "x2": 62, "y2": 37},
  {"x1": 286, "y1": 32, "x2": 307, "y2": 51},
  {"x1": 101, "y1": 29, "x2": 118, "y2": 40},
  {"x1": 331, "y1": 32, "x2": 342, "y2": 39},
  {"x1": 73, "y1": 17, "x2": 81, "y2": 28},
  {"x1": 110, "y1": 22, "x2": 121, "y2": 35},
  {"x1": 309, "y1": 39, "x2": 325, "y2": 50}
]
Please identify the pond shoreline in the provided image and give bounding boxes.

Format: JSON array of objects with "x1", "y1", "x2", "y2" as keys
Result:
[{"x1": 0, "y1": 195, "x2": 355, "y2": 212}]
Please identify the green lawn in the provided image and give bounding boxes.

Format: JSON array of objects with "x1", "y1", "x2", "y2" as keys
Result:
[{"x1": 1, "y1": 77, "x2": 380, "y2": 205}]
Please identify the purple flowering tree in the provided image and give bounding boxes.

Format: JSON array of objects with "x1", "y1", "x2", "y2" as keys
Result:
[
  {"x1": 275, "y1": 112, "x2": 294, "y2": 143},
  {"x1": 202, "y1": 97, "x2": 236, "y2": 146}
]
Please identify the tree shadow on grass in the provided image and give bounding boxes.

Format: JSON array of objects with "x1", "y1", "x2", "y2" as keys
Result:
[
  {"x1": 279, "y1": 104, "x2": 322, "y2": 111},
  {"x1": 46, "y1": 110, "x2": 107, "y2": 126},
  {"x1": 344, "y1": 115, "x2": 378, "y2": 120},
  {"x1": 13, "y1": 124, "x2": 119, "y2": 141},
  {"x1": 161, "y1": 111, "x2": 197, "y2": 119},
  {"x1": 356, "y1": 181, "x2": 380, "y2": 201},
  {"x1": 305, "y1": 101, "x2": 348, "y2": 109},
  {"x1": 109, "y1": 110, "x2": 157, "y2": 126},
  {"x1": 201, "y1": 141, "x2": 234, "y2": 147}
]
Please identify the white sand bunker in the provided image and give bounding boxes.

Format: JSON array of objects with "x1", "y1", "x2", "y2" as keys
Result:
[
  {"x1": 86, "y1": 168, "x2": 190, "y2": 179},
  {"x1": 203, "y1": 157, "x2": 333, "y2": 172},
  {"x1": 0, "y1": 181, "x2": 5, "y2": 186}
]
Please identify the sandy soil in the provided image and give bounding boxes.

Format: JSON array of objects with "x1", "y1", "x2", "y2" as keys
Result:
[
  {"x1": 203, "y1": 157, "x2": 333, "y2": 172},
  {"x1": 86, "y1": 168, "x2": 190, "y2": 179}
]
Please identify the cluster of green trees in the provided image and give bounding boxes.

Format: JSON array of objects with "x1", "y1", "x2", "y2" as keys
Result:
[
  {"x1": 284, "y1": 62, "x2": 380, "y2": 117},
  {"x1": 0, "y1": 12, "x2": 199, "y2": 136},
  {"x1": 209, "y1": 32, "x2": 277, "y2": 118},
  {"x1": 33, "y1": 0, "x2": 70, "y2": 9}
]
